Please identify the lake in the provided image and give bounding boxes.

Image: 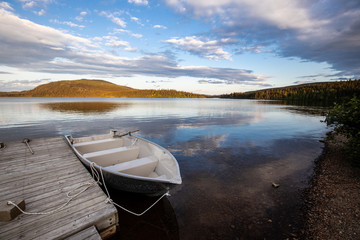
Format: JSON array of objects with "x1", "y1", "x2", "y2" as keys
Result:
[{"x1": 0, "y1": 97, "x2": 328, "y2": 239}]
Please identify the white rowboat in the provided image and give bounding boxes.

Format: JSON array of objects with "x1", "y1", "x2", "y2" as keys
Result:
[{"x1": 65, "y1": 130, "x2": 182, "y2": 196}]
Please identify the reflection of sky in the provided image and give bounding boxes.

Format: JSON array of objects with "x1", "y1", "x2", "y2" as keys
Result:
[
  {"x1": 1, "y1": 98, "x2": 249, "y2": 128},
  {"x1": 0, "y1": 98, "x2": 327, "y2": 143},
  {"x1": 0, "y1": 97, "x2": 329, "y2": 238},
  {"x1": 155, "y1": 106, "x2": 325, "y2": 151}
]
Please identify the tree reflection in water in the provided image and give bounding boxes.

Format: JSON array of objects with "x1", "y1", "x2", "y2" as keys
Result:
[
  {"x1": 41, "y1": 102, "x2": 130, "y2": 114},
  {"x1": 0, "y1": 98, "x2": 328, "y2": 239}
]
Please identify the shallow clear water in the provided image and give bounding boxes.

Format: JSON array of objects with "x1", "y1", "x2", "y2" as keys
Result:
[{"x1": 0, "y1": 97, "x2": 328, "y2": 239}]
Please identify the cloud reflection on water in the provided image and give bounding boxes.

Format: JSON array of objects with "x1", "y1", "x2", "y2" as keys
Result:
[{"x1": 0, "y1": 98, "x2": 327, "y2": 239}]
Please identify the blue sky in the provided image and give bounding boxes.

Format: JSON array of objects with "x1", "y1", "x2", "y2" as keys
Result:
[{"x1": 0, "y1": 0, "x2": 359, "y2": 95}]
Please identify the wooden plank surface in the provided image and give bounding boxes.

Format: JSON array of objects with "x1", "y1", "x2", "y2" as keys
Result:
[
  {"x1": 0, "y1": 137, "x2": 118, "y2": 240},
  {"x1": 64, "y1": 225, "x2": 101, "y2": 240}
]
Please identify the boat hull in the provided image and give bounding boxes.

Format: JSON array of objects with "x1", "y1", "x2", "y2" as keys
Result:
[
  {"x1": 65, "y1": 131, "x2": 181, "y2": 196},
  {"x1": 99, "y1": 167, "x2": 174, "y2": 195}
]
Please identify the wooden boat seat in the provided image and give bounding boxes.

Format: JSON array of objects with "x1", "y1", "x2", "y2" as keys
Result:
[
  {"x1": 74, "y1": 138, "x2": 123, "y2": 154},
  {"x1": 83, "y1": 146, "x2": 140, "y2": 167},
  {"x1": 104, "y1": 156, "x2": 158, "y2": 177}
]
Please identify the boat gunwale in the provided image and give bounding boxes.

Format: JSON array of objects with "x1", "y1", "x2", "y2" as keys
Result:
[{"x1": 64, "y1": 133, "x2": 182, "y2": 185}]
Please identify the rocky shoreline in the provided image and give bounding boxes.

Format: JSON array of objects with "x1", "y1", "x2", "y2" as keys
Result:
[{"x1": 302, "y1": 134, "x2": 360, "y2": 239}]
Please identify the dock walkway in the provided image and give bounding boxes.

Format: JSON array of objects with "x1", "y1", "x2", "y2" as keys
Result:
[{"x1": 0, "y1": 136, "x2": 118, "y2": 239}]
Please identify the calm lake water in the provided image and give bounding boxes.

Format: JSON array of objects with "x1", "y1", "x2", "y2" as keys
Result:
[{"x1": 0, "y1": 98, "x2": 328, "y2": 239}]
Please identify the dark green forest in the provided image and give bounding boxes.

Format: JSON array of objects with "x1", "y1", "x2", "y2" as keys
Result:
[
  {"x1": 221, "y1": 79, "x2": 360, "y2": 105},
  {"x1": 2, "y1": 79, "x2": 359, "y2": 101},
  {"x1": 325, "y1": 96, "x2": 360, "y2": 165}
]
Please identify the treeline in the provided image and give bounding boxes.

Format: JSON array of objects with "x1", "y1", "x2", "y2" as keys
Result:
[
  {"x1": 221, "y1": 79, "x2": 360, "y2": 105},
  {"x1": 134, "y1": 89, "x2": 204, "y2": 98},
  {"x1": 0, "y1": 79, "x2": 205, "y2": 98}
]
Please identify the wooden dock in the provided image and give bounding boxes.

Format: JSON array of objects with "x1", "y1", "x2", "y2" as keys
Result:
[{"x1": 0, "y1": 136, "x2": 118, "y2": 239}]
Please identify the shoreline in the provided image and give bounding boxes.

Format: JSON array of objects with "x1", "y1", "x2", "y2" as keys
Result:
[{"x1": 301, "y1": 133, "x2": 360, "y2": 239}]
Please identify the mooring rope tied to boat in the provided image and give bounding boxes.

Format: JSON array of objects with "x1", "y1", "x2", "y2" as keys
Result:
[
  {"x1": 90, "y1": 162, "x2": 170, "y2": 217},
  {"x1": 7, "y1": 161, "x2": 167, "y2": 217}
]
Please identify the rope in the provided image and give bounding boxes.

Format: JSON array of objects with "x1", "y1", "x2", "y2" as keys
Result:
[
  {"x1": 90, "y1": 162, "x2": 170, "y2": 217},
  {"x1": 7, "y1": 181, "x2": 97, "y2": 215},
  {"x1": 131, "y1": 138, "x2": 138, "y2": 146},
  {"x1": 111, "y1": 191, "x2": 170, "y2": 217},
  {"x1": 7, "y1": 161, "x2": 168, "y2": 217}
]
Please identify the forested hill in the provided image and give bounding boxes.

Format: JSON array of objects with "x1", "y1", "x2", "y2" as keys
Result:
[
  {"x1": 221, "y1": 79, "x2": 360, "y2": 104},
  {"x1": 0, "y1": 79, "x2": 205, "y2": 98}
]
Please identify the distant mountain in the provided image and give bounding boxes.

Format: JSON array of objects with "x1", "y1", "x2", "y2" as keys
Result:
[{"x1": 0, "y1": 79, "x2": 205, "y2": 98}]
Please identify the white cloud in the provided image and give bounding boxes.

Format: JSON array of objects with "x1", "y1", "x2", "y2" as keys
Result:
[
  {"x1": 0, "y1": 2, "x2": 13, "y2": 11},
  {"x1": 20, "y1": 0, "x2": 53, "y2": 10},
  {"x1": 124, "y1": 47, "x2": 138, "y2": 52},
  {"x1": 165, "y1": 36, "x2": 232, "y2": 60},
  {"x1": 0, "y1": 79, "x2": 51, "y2": 91},
  {"x1": 153, "y1": 24, "x2": 167, "y2": 29},
  {"x1": 164, "y1": 0, "x2": 333, "y2": 42},
  {"x1": 50, "y1": 19, "x2": 85, "y2": 28},
  {"x1": 35, "y1": 9, "x2": 45, "y2": 15},
  {"x1": 22, "y1": 0, "x2": 36, "y2": 9},
  {"x1": 132, "y1": 33, "x2": 142, "y2": 38},
  {"x1": 99, "y1": 11, "x2": 126, "y2": 28},
  {"x1": 164, "y1": 0, "x2": 360, "y2": 78},
  {"x1": 126, "y1": 12, "x2": 144, "y2": 26},
  {"x1": 0, "y1": 9, "x2": 94, "y2": 63},
  {"x1": 198, "y1": 79, "x2": 224, "y2": 84},
  {"x1": 93, "y1": 35, "x2": 138, "y2": 52},
  {"x1": 113, "y1": 28, "x2": 128, "y2": 34},
  {"x1": 111, "y1": 17, "x2": 126, "y2": 28},
  {"x1": 165, "y1": 0, "x2": 318, "y2": 30},
  {"x1": 0, "y1": 9, "x2": 266, "y2": 87},
  {"x1": 198, "y1": 78, "x2": 271, "y2": 87},
  {"x1": 128, "y1": 0, "x2": 148, "y2": 6},
  {"x1": 51, "y1": 57, "x2": 73, "y2": 63},
  {"x1": 76, "y1": 11, "x2": 88, "y2": 22},
  {"x1": 239, "y1": 45, "x2": 270, "y2": 54},
  {"x1": 104, "y1": 37, "x2": 129, "y2": 48},
  {"x1": 243, "y1": 0, "x2": 321, "y2": 31},
  {"x1": 113, "y1": 28, "x2": 143, "y2": 38}
]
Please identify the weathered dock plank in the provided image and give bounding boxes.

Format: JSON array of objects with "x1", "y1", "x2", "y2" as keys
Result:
[
  {"x1": 0, "y1": 136, "x2": 118, "y2": 240},
  {"x1": 64, "y1": 225, "x2": 102, "y2": 240}
]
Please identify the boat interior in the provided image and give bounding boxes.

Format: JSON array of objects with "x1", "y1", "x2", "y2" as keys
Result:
[{"x1": 71, "y1": 136, "x2": 179, "y2": 182}]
